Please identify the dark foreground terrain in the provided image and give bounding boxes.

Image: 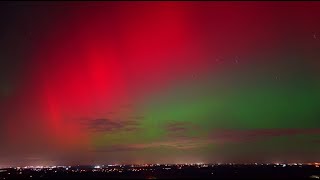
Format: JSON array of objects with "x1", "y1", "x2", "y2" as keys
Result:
[{"x1": 1, "y1": 164, "x2": 320, "y2": 179}]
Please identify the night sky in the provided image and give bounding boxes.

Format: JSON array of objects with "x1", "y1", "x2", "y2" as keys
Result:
[{"x1": 1, "y1": 1, "x2": 320, "y2": 167}]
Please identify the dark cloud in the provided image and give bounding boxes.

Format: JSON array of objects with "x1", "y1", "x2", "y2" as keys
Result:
[
  {"x1": 166, "y1": 124, "x2": 188, "y2": 133},
  {"x1": 129, "y1": 115, "x2": 145, "y2": 120},
  {"x1": 164, "y1": 121, "x2": 200, "y2": 139},
  {"x1": 209, "y1": 129, "x2": 320, "y2": 143},
  {"x1": 93, "y1": 136, "x2": 210, "y2": 152},
  {"x1": 82, "y1": 118, "x2": 140, "y2": 133},
  {"x1": 93, "y1": 145, "x2": 143, "y2": 152}
]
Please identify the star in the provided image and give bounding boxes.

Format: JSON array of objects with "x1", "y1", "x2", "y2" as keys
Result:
[{"x1": 234, "y1": 56, "x2": 240, "y2": 64}]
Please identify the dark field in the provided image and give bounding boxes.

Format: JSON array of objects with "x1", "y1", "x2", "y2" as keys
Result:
[{"x1": 1, "y1": 164, "x2": 320, "y2": 179}]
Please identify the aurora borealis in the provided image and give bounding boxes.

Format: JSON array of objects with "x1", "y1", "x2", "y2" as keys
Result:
[{"x1": 1, "y1": 1, "x2": 320, "y2": 166}]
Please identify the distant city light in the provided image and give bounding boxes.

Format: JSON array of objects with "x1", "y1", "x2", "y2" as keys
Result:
[{"x1": 0, "y1": 163, "x2": 319, "y2": 179}]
